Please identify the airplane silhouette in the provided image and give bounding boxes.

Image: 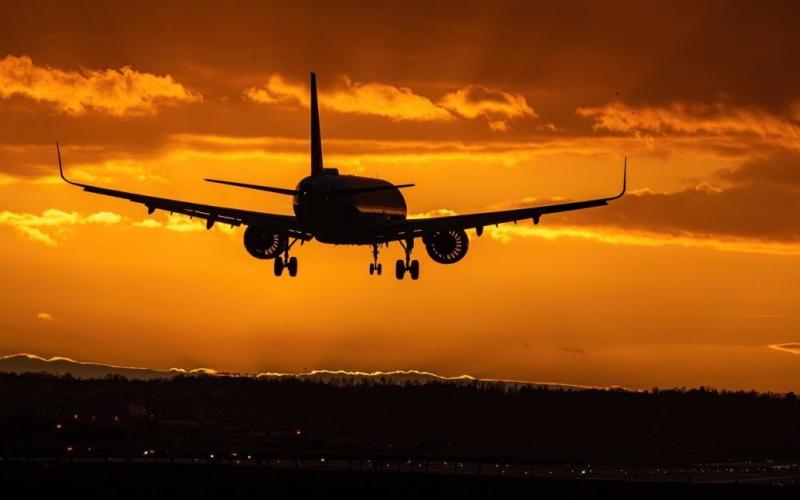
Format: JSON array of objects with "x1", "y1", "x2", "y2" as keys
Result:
[{"x1": 58, "y1": 73, "x2": 626, "y2": 280}]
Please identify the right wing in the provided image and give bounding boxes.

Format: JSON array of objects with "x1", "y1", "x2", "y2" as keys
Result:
[
  {"x1": 376, "y1": 160, "x2": 626, "y2": 242},
  {"x1": 57, "y1": 143, "x2": 312, "y2": 240}
]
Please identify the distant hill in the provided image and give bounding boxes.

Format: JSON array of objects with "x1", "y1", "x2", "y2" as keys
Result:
[
  {"x1": 0, "y1": 354, "x2": 179, "y2": 380},
  {"x1": 0, "y1": 353, "x2": 602, "y2": 390}
]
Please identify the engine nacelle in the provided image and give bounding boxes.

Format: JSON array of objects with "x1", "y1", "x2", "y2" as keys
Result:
[
  {"x1": 424, "y1": 229, "x2": 469, "y2": 264},
  {"x1": 243, "y1": 227, "x2": 285, "y2": 259}
]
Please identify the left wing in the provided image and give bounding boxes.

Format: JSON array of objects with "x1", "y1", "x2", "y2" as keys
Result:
[
  {"x1": 57, "y1": 143, "x2": 312, "y2": 240},
  {"x1": 376, "y1": 160, "x2": 626, "y2": 242}
]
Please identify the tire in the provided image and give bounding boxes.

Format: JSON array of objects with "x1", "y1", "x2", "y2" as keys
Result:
[
  {"x1": 287, "y1": 256, "x2": 298, "y2": 277},
  {"x1": 274, "y1": 256, "x2": 284, "y2": 277},
  {"x1": 395, "y1": 260, "x2": 405, "y2": 280},
  {"x1": 377, "y1": 263, "x2": 382, "y2": 276},
  {"x1": 370, "y1": 263, "x2": 375, "y2": 275},
  {"x1": 409, "y1": 260, "x2": 420, "y2": 280}
]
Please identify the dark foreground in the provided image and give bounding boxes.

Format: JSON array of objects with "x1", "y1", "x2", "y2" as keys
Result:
[
  {"x1": 2, "y1": 461, "x2": 798, "y2": 499},
  {"x1": 1, "y1": 372, "x2": 799, "y2": 497}
]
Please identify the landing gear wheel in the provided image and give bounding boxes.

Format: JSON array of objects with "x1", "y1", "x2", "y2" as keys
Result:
[
  {"x1": 274, "y1": 256, "x2": 284, "y2": 277},
  {"x1": 287, "y1": 256, "x2": 298, "y2": 277},
  {"x1": 376, "y1": 263, "x2": 382, "y2": 276},
  {"x1": 370, "y1": 263, "x2": 375, "y2": 275},
  {"x1": 409, "y1": 260, "x2": 420, "y2": 280},
  {"x1": 395, "y1": 260, "x2": 405, "y2": 280}
]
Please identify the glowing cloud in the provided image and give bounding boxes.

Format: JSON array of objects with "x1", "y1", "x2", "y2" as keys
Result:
[
  {"x1": 0, "y1": 209, "x2": 235, "y2": 246},
  {"x1": 577, "y1": 102, "x2": 800, "y2": 150},
  {"x1": 0, "y1": 55, "x2": 201, "y2": 116},
  {"x1": 0, "y1": 209, "x2": 122, "y2": 246},
  {"x1": 134, "y1": 214, "x2": 236, "y2": 234},
  {"x1": 768, "y1": 343, "x2": 800, "y2": 355},
  {"x1": 37, "y1": 312, "x2": 56, "y2": 321},
  {"x1": 245, "y1": 74, "x2": 452, "y2": 122},
  {"x1": 242, "y1": 74, "x2": 307, "y2": 105},
  {"x1": 245, "y1": 75, "x2": 537, "y2": 128},
  {"x1": 439, "y1": 84, "x2": 537, "y2": 131}
]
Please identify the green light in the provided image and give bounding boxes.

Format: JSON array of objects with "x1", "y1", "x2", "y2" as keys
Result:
[
  {"x1": 321, "y1": 458, "x2": 326, "y2": 462},
  {"x1": 581, "y1": 470, "x2": 587, "y2": 475}
]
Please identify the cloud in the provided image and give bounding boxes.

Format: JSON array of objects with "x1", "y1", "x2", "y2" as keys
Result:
[
  {"x1": 562, "y1": 347, "x2": 586, "y2": 355},
  {"x1": 134, "y1": 214, "x2": 235, "y2": 234},
  {"x1": 439, "y1": 84, "x2": 537, "y2": 131},
  {"x1": 245, "y1": 75, "x2": 536, "y2": 129},
  {"x1": 576, "y1": 102, "x2": 800, "y2": 151},
  {"x1": 0, "y1": 209, "x2": 122, "y2": 245},
  {"x1": 791, "y1": 101, "x2": 800, "y2": 122},
  {"x1": 37, "y1": 312, "x2": 56, "y2": 321},
  {"x1": 485, "y1": 224, "x2": 800, "y2": 256},
  {"x1": 242, "y1": 74, "x2": 307, "y2": 106},
  {"x1": 476, "y1": 153, "x2": 800, "y2": 253},
  {"x1": 408, "y1": 208, "x2": 458, "y2": 219},
  {"x1": 0, "y1": 55, "x2": 200, "y2": 116},
  {"x1": 768, "y1": 343, "x2": 800, "y2": 355},
  {"x1": 0, "y1": 209, "x2": 234, "y2": 246},
  {"x1": 245, "y1": 74, "x2": 452, "y2": 122}
]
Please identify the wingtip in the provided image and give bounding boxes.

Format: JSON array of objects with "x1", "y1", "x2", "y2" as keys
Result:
[
  {"x1": 56, "y1": 142, "x2": 79, "y2": 186},
  {"x1": 56, "y1": 141, "x2": 65, "y2": 181},
  {"x1": 622, "y1": 156, "x2": 627, "y2": 193},
  {"x1": 605, "y1": 157, "x2": 627, "y2": 201}
]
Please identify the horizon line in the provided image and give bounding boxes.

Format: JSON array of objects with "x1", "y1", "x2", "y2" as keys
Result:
[{"x1": 0, "y1": 352, "x2": 626, "y2": 391}]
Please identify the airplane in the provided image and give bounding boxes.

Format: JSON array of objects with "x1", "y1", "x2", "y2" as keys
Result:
[{"x1": 58, "y1": 73, "x2": 626, "y2": 280}]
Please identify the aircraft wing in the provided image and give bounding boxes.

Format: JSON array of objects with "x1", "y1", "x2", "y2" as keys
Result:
[
  {"x1": 57, "y1": 145, "x2": 312, "y2": 240},
  {"x1": 376, "y1": 161, "x2": 626, "y2": 243}
]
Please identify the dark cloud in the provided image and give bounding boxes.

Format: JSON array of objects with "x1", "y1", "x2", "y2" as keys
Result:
[
  {"x1": 1, "y1": 1, "x2": 797, "y2": 112},
  {"x1": 544, "y1": 154, "x2": 800, "y2": 242}
]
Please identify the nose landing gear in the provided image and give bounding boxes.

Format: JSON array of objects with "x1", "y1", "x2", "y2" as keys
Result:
[{"x1": 396, "y1": 238, "x2": 419, "y2": 280}]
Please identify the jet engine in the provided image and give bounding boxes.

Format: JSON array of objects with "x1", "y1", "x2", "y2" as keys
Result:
[
  {"x1": 243, "y1": 227, "x2": 285, "y2": 259},
  {"x1": 424, "y1": 229, "x2": 469, "y2": 264}
]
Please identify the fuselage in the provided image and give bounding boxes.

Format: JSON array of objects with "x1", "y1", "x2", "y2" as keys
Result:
[{"x1": 293, "y1": 170, "x2": 407, "y2": 244}]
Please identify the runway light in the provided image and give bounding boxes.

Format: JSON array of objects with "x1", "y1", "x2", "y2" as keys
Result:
[
  {"x1": 296, "y1": 430, "x2": 302, "y2": 436},
  {"x1": 56, "y1": 424, "x2": 62, "y2": 429}
]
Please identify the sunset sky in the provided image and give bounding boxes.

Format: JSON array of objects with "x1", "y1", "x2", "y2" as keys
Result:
[{"x1": 1, "y1": 1, "x2": 799, "y2": 391}]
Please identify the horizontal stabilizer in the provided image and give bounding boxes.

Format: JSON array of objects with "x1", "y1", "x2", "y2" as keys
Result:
[
  {"x1": 204, "y1": 179, "x2": 298, "y2": 196},
  {"x1": 206, "y1": 178, "x2": 414, "y2": 197}
]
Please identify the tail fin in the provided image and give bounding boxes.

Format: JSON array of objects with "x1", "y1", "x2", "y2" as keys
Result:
[{"x1": 310, "y1": 72, "x2": 324, "y2": 177}]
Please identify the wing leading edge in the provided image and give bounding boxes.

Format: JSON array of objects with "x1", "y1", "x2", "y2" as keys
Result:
[
  {"x1": 375, "y1": 159, "x2": 627, "y2": 242},
  {"x1": 57, "y1": 143, "x2": 312, "y2": 240}
]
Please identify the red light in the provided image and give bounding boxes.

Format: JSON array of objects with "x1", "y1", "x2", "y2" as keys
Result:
[
  {"x1": 56, "y1": 424, "x2": 62, "y2": 429},
  {"x1": 296, "y1": 430, "x2": 302, "y2": 436},
  {"x1": 66, "y1": 446, "x2": 73, "y2": 452}
]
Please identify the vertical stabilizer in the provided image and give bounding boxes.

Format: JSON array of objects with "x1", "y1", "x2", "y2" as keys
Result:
[{"x1": 310, "y1": 73, "x2": 324, "y2": 177}]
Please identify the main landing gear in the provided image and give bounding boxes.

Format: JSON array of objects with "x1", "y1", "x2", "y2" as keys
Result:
[
  {"x1": 396, "y1": 238, "x2": 419, "y2": 280},
  {"x1": 274, "y1": 237, "x2": 299, "y2": 277},
  {"x1": 369, "y1": 243, "x2": 383, "y2": 276}
]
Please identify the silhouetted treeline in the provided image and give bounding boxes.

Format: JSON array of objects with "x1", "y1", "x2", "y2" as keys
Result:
[{"x1": 1, "y1": 372, "x2": 798, "y2": 463}]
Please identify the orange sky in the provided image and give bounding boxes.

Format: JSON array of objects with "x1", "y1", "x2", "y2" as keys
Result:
[{"x1": 1, "y1": 1, "x2": 799, "y2": 391}]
